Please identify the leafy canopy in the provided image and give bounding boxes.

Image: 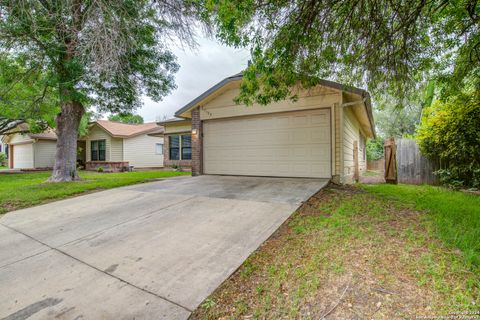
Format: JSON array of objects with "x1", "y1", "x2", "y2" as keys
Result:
[
  {"x1": 108, "y1": 113, "x2": 144, "y2": 124},
  {"x1": 205, "y1": 0, "x2": 479, "y2": 105},
  {"x1": 0, "y1": 53, "x2": 58, "y2": 134},
  {"x1": 0, "y1": 0, "x2": 201, "y2": 121},
  {"x1": 366, "y1": 138, "x2": 384, "y2": 161},
  {"x1": 417, "y1": 89, "x2": 480, "y2": 188}
]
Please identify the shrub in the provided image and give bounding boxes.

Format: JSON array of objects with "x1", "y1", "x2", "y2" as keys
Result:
[
  {"x1": 0, "y1": 152, "x2": 6, "y2": 164},
  {"x1": 97, "y1": 166, "x2": 104, "y2": 173},
  {"x1": 170, "y1": 164, "x2": 182, "y2": 171},
  {"x1": 417, "y1": 91, "x2": 480, "y2": 188},
  {"x1": 366, "y1": 138, "x2": 384, "y2": 161}
]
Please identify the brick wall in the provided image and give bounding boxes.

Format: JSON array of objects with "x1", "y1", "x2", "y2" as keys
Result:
[
  {"x1": 85, "y1": 161, "x2": 129, "y2": 172},
  {"x1": 163, "y1": 134, "x2": 193, "y2": 170},
  {"x1": 191, "y1": 108, "x2": 202, "y2": 176}
]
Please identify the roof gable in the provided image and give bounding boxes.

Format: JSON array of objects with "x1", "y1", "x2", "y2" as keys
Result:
[
  {"x1": 175, "y1": 73, "x2": 375, "y2": 137},
  {"x1": 2, "y1": 124, "x2": 57, "y2": 143},
  {"x1": 91, "y1": 120, "x2": 164, "y2": 138}
]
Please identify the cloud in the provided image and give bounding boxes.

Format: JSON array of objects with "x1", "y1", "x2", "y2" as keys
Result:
[{"x1": 139, "y1": 37, "x2": 250, "y2": 122}]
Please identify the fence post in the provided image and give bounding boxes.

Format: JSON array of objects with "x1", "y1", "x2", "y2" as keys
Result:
[{"x1": 384, "y1": 138, "x2": 398, "y2": 184}]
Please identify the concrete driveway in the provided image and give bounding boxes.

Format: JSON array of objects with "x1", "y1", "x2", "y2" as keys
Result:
[{"x1": 0, "y1": 175, "x2": 327, "y2": 319}]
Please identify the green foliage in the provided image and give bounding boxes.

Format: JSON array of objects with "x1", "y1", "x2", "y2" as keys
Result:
[
  {"x1": 0, "y1": 54, "x2": 58, "y2": 133},
  {"x1": 0, "y1": 1, "x2": 201, "y2": 179},
  {"x1": 195, "y1": 185, "x2": 480, "y2": 319},
  {"x1": 362, "y1": 184, "x2": 480, "y2": 268},
  {"x1": 78, "y1": 112, "x2": 94, "y2": 138},
  {"x1": 374, "y1": 99, "x2": 423, "y2": 139},
  {"x1": 0, "y1": 152, "x2": 6, "y2": 163},
  {"x1": 417, "y1": 90, "x2": 480, "y2": 188},
  {"x1": 206, "y1": 0, "x2": 479, "y2": 106},
  {"x1": 0, "y1": 2, "x2": 184, "y2": 113},
  {"x1": 366, "y1": 138, "x2": 384, "y2": 161},
  {"x1": 108, "y1": 113, "x2": 144, "y2": 124}
]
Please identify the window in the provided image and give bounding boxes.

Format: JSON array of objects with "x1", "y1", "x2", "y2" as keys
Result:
[
  {"x1": 155, "y1": 143, "x2": 163, "y2": 155},
  {"x1": 169, "y1": 136, "x2": 180, "y2": 160},
  {"x1": 181, "y1": 135, "x2": 192, "y2": 160},
  {"x1": 91, "y1": 140, "x2": 106, "y2": 161},
  {"x1": 169, "y1": 134, "x2": 191, "y2": 160}
]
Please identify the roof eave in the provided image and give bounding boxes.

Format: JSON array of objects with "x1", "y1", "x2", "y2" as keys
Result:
[
  {"x1": 174, "y1": 74, "x2": 243, "y2": 118},
  {"x1": 361, "y1": 92, "x2": 376, "y2": 138},
  {"x1": 156, "y1": 118, "x2": 191, "y2": 125},
  {"x1": 174, "y1": 73, "x2": 376, "y2": 137}
]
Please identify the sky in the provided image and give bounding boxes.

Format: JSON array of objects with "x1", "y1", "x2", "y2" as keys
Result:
[{"x1": 138, "y1": 37, "x2": 250, "y2": 122}]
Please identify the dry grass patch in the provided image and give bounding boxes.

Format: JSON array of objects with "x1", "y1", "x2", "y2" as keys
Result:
[{"x1": 192, "y1": 185, "x2": 479, "y2": 320}]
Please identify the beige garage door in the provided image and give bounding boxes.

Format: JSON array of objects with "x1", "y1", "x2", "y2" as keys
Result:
[
  {"x1": 203, "y1": 109, "x2": 331, "y2": 178},
  {"x1": 13, "y1": 143, "x2": 34, "y2": 169}
]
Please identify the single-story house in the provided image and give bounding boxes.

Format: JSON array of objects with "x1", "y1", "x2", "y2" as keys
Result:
[
  {"x1": 3, "y1": 121, "x2": 165, "y2": 171},
  {"x1": 1, "y1": 126, "x2": 57, "y2": 169},
  {"x1": 80, "y1": 120, "x2": 165, "y2": 171},
  {"x1": 159, "y1": 73, "x2": 375, "y2": 184}
]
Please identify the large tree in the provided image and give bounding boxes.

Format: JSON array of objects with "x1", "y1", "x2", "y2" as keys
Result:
[
  {"x1": 206, "y1": 0, "x2": 479, "y2": 105},
  {"x1": 0, "y1": 0, "x2": 199, "y2": 181},
  {"x1": 108, "y1": 113, "x2": 144, "y2": 124},
  {"x1": 0, "y1": 53, "x2": 58, "y2": 134}
]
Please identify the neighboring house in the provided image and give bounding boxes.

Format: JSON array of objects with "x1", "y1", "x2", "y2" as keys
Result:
[
  {"x1": 80, "y1": 120, "x2": 164, "y2": 171},
  {"x1": 2, "y1": 121, "x2": 165, "y2": 171},
  {"x1": 159, "y1": 73, "x2": 375, "y2": 184},
  {"x1": 1, "y1": 126, "x2": 57, "y2": 169}
]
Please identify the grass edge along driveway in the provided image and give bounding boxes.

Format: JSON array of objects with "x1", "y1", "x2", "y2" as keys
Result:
[
  {"x1": 192, "y1": 183, "x2": 479, "y2": 319},
  {"x1": 0, "y1": 170, "x2": 189, "y2": 214}
]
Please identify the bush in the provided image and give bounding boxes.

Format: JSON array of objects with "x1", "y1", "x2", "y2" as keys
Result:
[
  {"x1": 0, "y1": 152, "x2": 6, "y2": 164},
  {"x1": 366, "y1": 138, "x2": 384, "y2": 161},
  {"x1": 97, "y1": 166, "x2": 104, "y2": 173},
  {"x1": 417, "y1": 91, "x2": 480, "y2": 188}
]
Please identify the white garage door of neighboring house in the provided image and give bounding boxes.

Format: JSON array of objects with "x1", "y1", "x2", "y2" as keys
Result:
[
  {"x1": 203, "y1": 109, "x2": 331, "y2": 178},
  {"x1": 13, "y1": 143, "x2": 34, "y2": 169}
]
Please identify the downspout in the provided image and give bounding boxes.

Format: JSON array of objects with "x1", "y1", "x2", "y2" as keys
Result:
[{"x1": 33, "y1": 139, "x2": 37, "y2": 168}]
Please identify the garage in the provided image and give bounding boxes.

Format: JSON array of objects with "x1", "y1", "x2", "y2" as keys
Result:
[
  {"x1": 163, "y1": 73, "x2": 376, "y2": 183},
  {"x1": 203, "y1": 109, "x2": 331, "y2": 178},
  {"x1": 13, "y1": 143, "x2": 34, "y2": 169}
]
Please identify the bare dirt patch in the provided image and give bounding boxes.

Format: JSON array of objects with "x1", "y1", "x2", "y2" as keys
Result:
[{"x1": 191, "y1": 185, "x2": 479, "y2": 320}]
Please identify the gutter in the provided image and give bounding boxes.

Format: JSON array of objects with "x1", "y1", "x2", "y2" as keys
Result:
[
  {"x1": 174, "y1": 72, "x2": 376, "y2": 137},
  {"x1": 341, "y1": 95, "x2": 376, "y2": 139},
  {"x1": 341, "y1": 98, "x2": 366, "y2": 108}
]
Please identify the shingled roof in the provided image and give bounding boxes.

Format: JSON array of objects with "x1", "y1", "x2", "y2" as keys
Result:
[{"x1": 92, "y1": 120, "x2": 163, "y2": 138}]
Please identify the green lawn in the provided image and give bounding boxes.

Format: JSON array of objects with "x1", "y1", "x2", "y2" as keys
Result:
[
  {"x1": 362, "y1": 170, "x2": 382, "y2": 177},
  {"x1": 0, "y1": 170, "x2": 189, "y2": 214},
  {"x1": 193, "y1": 184, "x2": 479, "y2": 319},
  {"x1": 361, "y1": 184, "x2": 480, "y2": 268}
]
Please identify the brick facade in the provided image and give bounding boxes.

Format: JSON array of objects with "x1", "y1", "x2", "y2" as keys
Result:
[
  {"x1": 85, "y1": 161, "x2": 129, "y2": 172},
  {"x1": 191, "y1": 108, "x2": 202, "y2": 176},
  {"x1": 163, "y1": 133, "x2": 193, "y2": 170}
]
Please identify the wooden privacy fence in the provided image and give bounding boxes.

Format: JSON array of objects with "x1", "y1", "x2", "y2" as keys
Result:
[
  {"x1": 367, "y1": 159, "x2": 385, "y2": 171},
  {"x1": 396, "y1": 138, "x2": 439, "y2": 185}
]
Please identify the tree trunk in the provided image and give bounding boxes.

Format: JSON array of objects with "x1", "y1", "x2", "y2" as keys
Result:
[{"x1": 48, "y1": 101, "x2": 84, "y2": 182}]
